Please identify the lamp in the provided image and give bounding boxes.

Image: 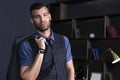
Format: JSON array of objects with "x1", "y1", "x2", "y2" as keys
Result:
[
  {"x1": 105, "y1": 48, "x2": 120, "y2": 64},
  {"x1": 103, "y1": 48, "x2": 120, "y2": 80}
]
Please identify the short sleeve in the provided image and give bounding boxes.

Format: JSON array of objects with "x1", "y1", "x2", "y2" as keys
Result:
[
  {"x1": 18, "y1": 41, "x2": 34, "y2": 66},
  {"x1": 63, "y1": 36, "x2": 73, "y2": 62}
]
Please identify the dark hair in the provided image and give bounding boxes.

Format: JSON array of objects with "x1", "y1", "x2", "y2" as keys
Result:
[{"x1": 30, "y1": 2, "x2": 47, "y2": 17}]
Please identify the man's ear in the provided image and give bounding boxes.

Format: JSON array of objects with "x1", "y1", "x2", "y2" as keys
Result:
[
  {"x1": 30, "y1": 18, "x2": 33, "y2": 23},
  {"x1": 49, "y1": 14, "x2": 52, "y2": 20}
]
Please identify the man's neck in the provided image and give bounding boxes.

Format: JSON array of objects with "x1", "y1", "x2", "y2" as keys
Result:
[{"x1": 37, "y1": 29, "x2": 51, "y2": 38}]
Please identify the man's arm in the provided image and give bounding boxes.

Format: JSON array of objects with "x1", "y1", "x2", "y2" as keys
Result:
[
  {"x1": 66, "y1": 59, "x2": 75, "y2": 80},
  {"x1": 20, "y1": 53, "x2": 44, "y2": 80},
  {"x1": 63, "y1": 36, "x2": 75, "y2": 80},
  {"x1": 20, "y1": 37, "x2": 46, "y2": 80}
]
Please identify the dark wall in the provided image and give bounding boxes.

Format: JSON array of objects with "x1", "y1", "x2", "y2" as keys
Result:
[
  {"x1": 67, "y1": 0, "x2": 120, "y2": 18},
  {"x1": 0, "y1": 1, "x2": 34, "y2": 80},
  {"x1": 0, "y1": 0, "x2": 58, "y2": 80}
]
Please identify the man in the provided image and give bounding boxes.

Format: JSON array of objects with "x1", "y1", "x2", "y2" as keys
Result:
[{"x1": 18, "y1": 2, "x2": 75, "y2": 80}]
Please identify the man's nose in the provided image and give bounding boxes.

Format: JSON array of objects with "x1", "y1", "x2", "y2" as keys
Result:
[{"x1": 41, "y1": 16, "x2": 45, "y2": 21}]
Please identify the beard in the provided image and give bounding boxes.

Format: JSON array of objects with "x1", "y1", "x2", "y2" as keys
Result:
[{"x1": 34, "y1": 22, "x2": 50, "y2": 32}]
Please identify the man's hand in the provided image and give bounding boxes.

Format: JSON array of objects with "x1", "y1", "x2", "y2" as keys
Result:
[{"x1": 35, "y1": 37, "x2": 46, "y2": 49}]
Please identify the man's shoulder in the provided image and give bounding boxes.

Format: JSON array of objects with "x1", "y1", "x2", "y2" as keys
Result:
[
  {"x1": 14, "y1": 34, "x2": 34, "y2": 46},
  {"x1": 54, "y1": 33, "x2": 68, "y2": 39}
]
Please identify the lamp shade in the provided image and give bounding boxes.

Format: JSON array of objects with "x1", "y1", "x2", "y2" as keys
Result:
[{"x1": 108, "y1": 48, "x2": 120, "y2": 64}]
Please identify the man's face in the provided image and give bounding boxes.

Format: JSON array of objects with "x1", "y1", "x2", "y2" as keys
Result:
[{"x1": 31, "y1": 7, "x2": 51, "y2": 32}]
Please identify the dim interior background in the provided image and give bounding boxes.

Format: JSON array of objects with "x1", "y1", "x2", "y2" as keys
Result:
[{"x1": 0, "y1": 0, "x2": 120, "y2": 80}]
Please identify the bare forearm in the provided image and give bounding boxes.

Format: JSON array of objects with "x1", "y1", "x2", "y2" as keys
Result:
[
  {"x1": 20, "y1": 53, "x2": 44, "y2": 80},
  {"x1": 67, "y1": 69, "x2": 75, "y2": 80},
  {"x1": 66, "y1": 60, "x2": 75, "y2": 80}
]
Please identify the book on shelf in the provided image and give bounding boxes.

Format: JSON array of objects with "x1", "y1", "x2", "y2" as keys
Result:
[
  {"x1": 89, "y1": 48, "x2": 100, "y2": 60},
  {"x1": 106, "y1": 25, "x2": 118, "y2": 38},
  {"x1": 72, "y1": 27, "x2": 80, "y2": 39}
]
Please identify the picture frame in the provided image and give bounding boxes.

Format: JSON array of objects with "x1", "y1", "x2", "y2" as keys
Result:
[{"x1": 90, "y1": 72, "x2": 102, "y2": 80}]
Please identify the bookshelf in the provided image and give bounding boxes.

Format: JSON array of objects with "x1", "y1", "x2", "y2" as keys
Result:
[{"x1": 49, "y1": 0, "x2": 120, "y2": 80}]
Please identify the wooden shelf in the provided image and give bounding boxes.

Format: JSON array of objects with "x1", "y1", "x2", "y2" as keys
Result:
[{"x1": 49, "y1": 0, "x2": 120, "y2": 80}]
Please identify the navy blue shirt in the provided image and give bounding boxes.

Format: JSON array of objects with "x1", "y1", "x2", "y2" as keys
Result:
[{"x1": 18, "y1": 32, "x2": 72, "y2": 66}]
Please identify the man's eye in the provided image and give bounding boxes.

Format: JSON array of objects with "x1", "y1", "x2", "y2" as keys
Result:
[
  {"x1": 33, "y1": 16, "x2": 39, "y2": 18},
  {"x1": 43, "y1": 13, "x2": 49, "y2": 16}
]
